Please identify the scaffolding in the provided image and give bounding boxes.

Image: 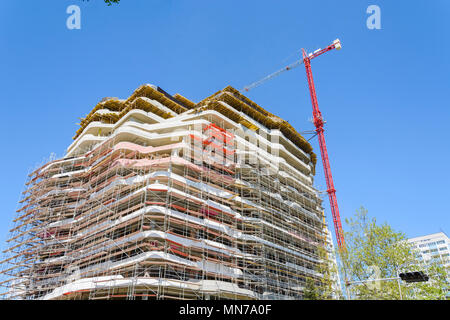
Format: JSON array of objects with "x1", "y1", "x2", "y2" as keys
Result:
[{"x1": 0, "y1": 84, "x2": 335, "y2": 300}]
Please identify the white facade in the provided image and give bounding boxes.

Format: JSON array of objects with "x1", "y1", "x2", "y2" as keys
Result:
[
  {"x1": 408, "y1": 232, "x2": 449, "y2": 297},
  {"x1": 408, "y1": 232, "x2": 450, "y2": 269}
]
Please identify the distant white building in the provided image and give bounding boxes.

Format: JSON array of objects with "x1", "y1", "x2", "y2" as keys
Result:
[
  {"x1": 408, "y1": 232, "x2": 449, "y2": 297},
  {"x1": 408, "y1": 232, "x2": 450, "y2": 269}
]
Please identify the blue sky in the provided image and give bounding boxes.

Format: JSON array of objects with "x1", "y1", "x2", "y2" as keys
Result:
[{"x1": 0, "y1": 0, "x2": 448, "y2": 247}]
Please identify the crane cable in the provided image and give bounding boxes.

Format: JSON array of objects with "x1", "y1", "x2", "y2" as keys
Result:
[{"x1": 242, "y1": 59, "x2": 304, "y2": 92}]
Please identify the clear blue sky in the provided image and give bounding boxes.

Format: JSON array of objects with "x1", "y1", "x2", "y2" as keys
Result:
[{"x1": 0, "y1": 0, "x2": 448, "y2": 247}]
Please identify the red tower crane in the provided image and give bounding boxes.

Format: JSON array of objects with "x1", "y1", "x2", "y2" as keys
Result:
[
  {"x1": 242, "y1": 39, "x2": 345, "y2": 249},
  {"x1": 302, "y1": 39, "x2": 344, "y2": 249}
]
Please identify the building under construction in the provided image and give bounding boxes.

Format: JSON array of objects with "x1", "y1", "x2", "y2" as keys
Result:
[{"x1": 0, "y1": 84, "x2": 339, "y2": 300}]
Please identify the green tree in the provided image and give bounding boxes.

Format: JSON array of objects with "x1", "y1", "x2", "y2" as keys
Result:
[
  {"x1": 407, "y1": 259, "x2": 449, "y2": 300},
  {"x1": 340, "y1": 206, "x2": 448, "y2": 300},
  {"x1": 82, "y1": 0, "x2": 120, "y2": 5},
  {"x1": 317, "y1": 245, "x2": 342, "y2": 299},
  {"x1": 302, "y1": 243, "x2": 342, "y2": 300},
  {"x1": 104, "y1": 0, "x2": 120, "y2": 5},
  {"x1": 303, "y1": 277, "x2": 320, "y2": 300}
]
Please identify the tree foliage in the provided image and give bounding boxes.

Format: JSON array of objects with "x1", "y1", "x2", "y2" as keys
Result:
[
  {"x1": 104, "y1": 0, "x2": 120, "y2": 5},
  {"x1": 303, "y1": 242, "x2": 342, "y2": 299},
  {"x1": 303, "y1": 277, "x2": 320, "y2": 300},
  {"x1": 340, "y1": 207, "x2": 448, "y2": 300},
  {"x1": 407, "y1": 262, "x2": 449, "y2": 300},
  {"x1": 317, "y1": 245, "x2": 342, "y2": 299},
  {"x1": 82, "y1": 0, "x2": 120, "y2": 5}
]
